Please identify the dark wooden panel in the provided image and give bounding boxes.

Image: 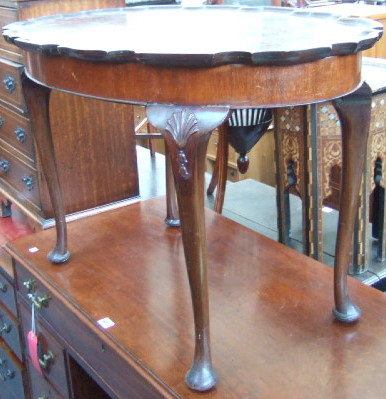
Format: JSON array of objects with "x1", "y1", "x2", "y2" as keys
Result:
[
  {"x1": 19, "y1": 302, "x2": 71, "y2": 398},
  {"x1": 23, "y1": 52, "x2": 363, "y2": 108},
  {"x1": 15, "y1": 260, "x2": 171, "y2": 399},
  {"x1": 27, "y1": 359, "x2": 66, "y2": 399},
  {"x1": 6, "y1": 197, "x2": 386, "y2": 399},
  {"x1": 0, "y1": 302, "x2": 22, "y2": 360},
  {"x1": 0, "y1": 104, "x2": 33, "y2": 159},
  {"x1": 0, "y1": 340, "x2": 26, "y2": 399},
  {"x1": 0, "y1": 143, "x2": 40, "y2": 208},
  {"x1": 0, "y1": 248, "x2": 13, "y2": 280},
  {"x1": 37, "y1": 93, "x2": 139, "y2": 218},
  {"x1": 68, "y1": 356, "x2": 112, "y2": 399},
  {"x1": 0, "y1": 58, "x2": 25, "y2": 114},
  {"x1": 0, "y1": 268, "x2": 16, "y2": 315}
]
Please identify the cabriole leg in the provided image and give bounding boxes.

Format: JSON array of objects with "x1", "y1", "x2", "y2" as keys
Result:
[
  {"x1": 147, "y1": 105, "x2": 229, "y2": 391},
  {"x1": 331, "y1": 82, "x2": 372, "y2": 322},
  {"x1": 22, "y1": 76, "x2": 69, "y2": 263}
]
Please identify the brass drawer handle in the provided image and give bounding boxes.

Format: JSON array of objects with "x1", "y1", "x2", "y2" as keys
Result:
[
  {"x1": 0, "y1": 282, "x2": 7, "y2": 293},
  {"x1": 38, "y1": 350, "x2": 54, "y2": 369},
  {"x1": 21, "y1": 175, "x2": 34, "y2": 191},
  {"x1": 3, "y1": 76, "x2": 16, "y2": 93},
  {"x1": 5, "y1": 369, "x2": 14, "y2": 379},
  {"x1": 0, "y1": 159, "x2": 9, "y2": 173},
  {"x1": 0, "y1": 323, "x2": 12, "y2": 334},
  {"x1": 14, "y1": 127, "x2": 26, "y2": 143},
  {"x1": 24, "y1": 279, "x2": 51, "y2": 308},
  {"x1": 0, "y1": 368, "x2": 15, "y2": 381},
  {"x1": 23, "y1": 278, "x2": 36, "y2": 293},
  {"x1": 28, "y1": 293, "x2": 50, "y2": 309}
]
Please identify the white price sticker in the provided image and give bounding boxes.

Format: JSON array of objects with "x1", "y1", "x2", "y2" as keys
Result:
[{"x1": 97, "y1": 317, "x2": 115, "y2": 329}]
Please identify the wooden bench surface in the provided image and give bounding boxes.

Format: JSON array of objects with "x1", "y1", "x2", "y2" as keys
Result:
[{"x1": 6, "y1": 197, "x2": 386, "y2": 399}]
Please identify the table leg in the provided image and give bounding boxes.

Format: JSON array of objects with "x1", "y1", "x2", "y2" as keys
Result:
[
  {"x1": 331, "y1": 82, "x2": 372, "y2": 322},
  {"x1": 22, "y1": 76, "x2": 70, "y2": 263},
  {"x1": 212, "y1": 124, "x2": 229, "y2": 214},
  {"x1": 164, "y1": 146, "x2": 180, "y2": 226},
  {"x1": 147, "y1": 105, "x2": 229, "y2": 392}
]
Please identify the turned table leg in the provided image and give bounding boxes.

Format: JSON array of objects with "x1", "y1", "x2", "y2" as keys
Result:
[
  {"x1": 22, "y1": 76, "x2": 70, "y2": 263},
  {"x1": 331, "y1": 82, "x2": 372, "y2": 322},
  {"x1": 147, "y1": 105, "x2": 229, "y2": 392}
]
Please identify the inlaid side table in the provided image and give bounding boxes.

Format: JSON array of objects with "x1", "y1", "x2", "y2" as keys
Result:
[
  {"x1": 3, "y1": 5, "x2": 383, "y2": 391},
  {"x1": 275, "y1": 57, "x2": 386, "y2": 275}
]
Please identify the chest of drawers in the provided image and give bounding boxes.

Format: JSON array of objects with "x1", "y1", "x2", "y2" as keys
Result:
[
  {"x1": 0, "y1": 0, "x2": 139, "y2": 229},
  {"x1": 0, "y1": 248, "x2": 28, "y2": 399}
]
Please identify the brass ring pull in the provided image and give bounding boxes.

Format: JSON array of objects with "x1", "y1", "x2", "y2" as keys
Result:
[
  {"x1": 0, "y1": 323, "x2": 12, "y2": 334},
  {"x1": 28, "y1": 293, "x2": 50, "y2": 309},
  {"x1": 38, "y1": 351, "x2": 54, "y2": 369}
]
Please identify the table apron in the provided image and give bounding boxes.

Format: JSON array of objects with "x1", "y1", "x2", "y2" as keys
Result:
[{"x1": 23, "y1": 52, "x2": 363, "y2": 108}]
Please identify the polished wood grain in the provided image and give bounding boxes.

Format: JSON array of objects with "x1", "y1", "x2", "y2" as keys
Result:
[
  {"x1": 22, "y1": 53, "x2": 363, "y2": 108},
  {"x1": 164, "y1": 146, "x2": 180, "y2": 226},
  {"x1": 0, "y1": 247, "x2": 13, "y2": 278},
  {"x1": 4, "y1": 6, "x2": 382, "y2": 66},
  {"x1": 6, "y1": 196, "x2": 386, "y2": 399},
  {"x1": 5, "y1": 6, "x2": 381, "y2": 107},
  {"x1": 41, "y1": 93, "x2": 139, "y2": 219},
  {"x1": 22, "y1": 77, "x2": 69, "y2": 263},
  {"x1": 331, "y1": 82, "x2": 373, "y2": 321},
  {"x1": 206, "y1": 124, "x2": 228, "y2": 213},
  {"x1": 147, "y1": 105, "x2": 230, "y2": 390}
]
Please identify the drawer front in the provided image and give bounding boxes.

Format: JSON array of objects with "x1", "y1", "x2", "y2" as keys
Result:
[
  {"x1": 0, "y1": 270, "x2": 16, "y2": 314},
  {"x1": 0, "y1": 7, "x2": 21, "y2": 62},
  {"x1": 28, "y1": 359, "x2": 66, "y2": 399},
  {"x1": 19, "y1": 302, "x2": 71, "y2": 399},
  {"x1": 15, "y1": 262, "x2": 168, "y2": 399},
  {"x1": 0, "y1": 342, "x2": 26, "y2": 399},
  {"x1": 0, "y1": 144, "x2": 40, "y2": 206},
  {"x1": 16, "y1": 263, "x2": 54, "y2": 317},
  {"x1": 0, "y1": 303, "x2": 22, "y2": 360},
  {"x1": 0, "y1": 59, "x2": 25, "y2": 113},
  {"x1": 0, "y1": 105, "x2": 33, "y2": 159}
]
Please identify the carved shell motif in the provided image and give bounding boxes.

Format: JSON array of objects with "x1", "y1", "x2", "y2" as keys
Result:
[
  {"x1": 165, "y1": 109, "x2": 200, "y2": 180},
  {"x1": 165, "y1": 109, "x2": 199, "y2": 148}
]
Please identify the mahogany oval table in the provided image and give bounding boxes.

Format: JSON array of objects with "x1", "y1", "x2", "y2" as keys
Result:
[{"x1": 3, "y1": 5, "x2": 383, "y2": 392}]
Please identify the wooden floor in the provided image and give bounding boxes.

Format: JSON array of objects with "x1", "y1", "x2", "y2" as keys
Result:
[{"x1": 7, "y1": 196, "x2": 386, "y2": 399}]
